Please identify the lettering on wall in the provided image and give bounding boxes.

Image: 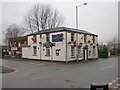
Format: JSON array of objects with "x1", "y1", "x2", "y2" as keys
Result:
[{"x1": 52, "y1": 33, "x2": 64, "y2": 42}]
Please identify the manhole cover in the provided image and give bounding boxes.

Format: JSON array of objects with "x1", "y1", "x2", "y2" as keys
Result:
[{"x1": 0, "y1": 66, "x2": 16, "y2": 73}]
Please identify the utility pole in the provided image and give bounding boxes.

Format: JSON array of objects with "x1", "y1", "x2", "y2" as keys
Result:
[{"x1": 75, "y1": 3, "x2": 87, "y2": 62}]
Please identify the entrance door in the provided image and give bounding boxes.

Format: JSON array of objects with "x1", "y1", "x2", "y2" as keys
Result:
[{"x1": 83, "y1": 49, "x2": 88, "y2": 60}]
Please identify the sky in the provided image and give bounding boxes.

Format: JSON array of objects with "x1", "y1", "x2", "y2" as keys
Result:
[{"x1": 0, "y1": 0, "x2": 119, "y2": 45}]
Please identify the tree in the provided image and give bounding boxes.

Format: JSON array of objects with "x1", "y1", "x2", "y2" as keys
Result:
[
  {"x1": 107, "y1": 35, "x2": 118, "y2": 55},
  {"x1": 24, "y1": 3, "x2": 65, "y2": 33},
  {"x1": 4, "y1": 24, "x2": 26, "y2": 45},
  {"x1": 112, "y1": 36, "x2": 118, "y2": 55},
  {"x1": 98, "y1": 45, "x2": 108, "y2": 58}
]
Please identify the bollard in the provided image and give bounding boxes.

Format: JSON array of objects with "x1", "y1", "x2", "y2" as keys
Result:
[{"x1": 91, "y1": 82, "x2": 109, "y2": 90}]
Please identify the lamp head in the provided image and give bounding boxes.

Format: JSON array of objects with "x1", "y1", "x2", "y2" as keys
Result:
[{"x1": 83, "y1": 3, "x2": 87, "y2": 5}]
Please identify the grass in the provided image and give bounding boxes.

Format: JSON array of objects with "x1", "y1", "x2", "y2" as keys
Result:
[{"x1": 108, "y1": 54, "x2": 120, "y2": 58}]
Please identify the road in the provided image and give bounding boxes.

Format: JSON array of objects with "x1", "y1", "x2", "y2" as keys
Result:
[{"x1": 1, "y1": 57, "x2": 119, "y2": 88}]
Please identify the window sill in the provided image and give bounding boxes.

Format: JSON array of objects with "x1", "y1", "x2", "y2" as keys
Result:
[
  {"x1": 71, "y1": 56, "x2": 75, "y2": 58},
  {"x1": 78, "y1": 56, "x2": 82, "y2": 58},
  {"x1": 33, "y1": 54, "x2": 37, "y2": 56},
  {"x1": 45, "y1": 55, "x2": 50, "y2": 57}
]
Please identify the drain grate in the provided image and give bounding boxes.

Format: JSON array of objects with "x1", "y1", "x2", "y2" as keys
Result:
[{"x1": 0, "y1": 66, "x2": 16, "y2": 73}]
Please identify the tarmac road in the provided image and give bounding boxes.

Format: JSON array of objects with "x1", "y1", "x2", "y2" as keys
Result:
[{"x1": 1, "y1": 57, "x2": 119, "y2": 88}]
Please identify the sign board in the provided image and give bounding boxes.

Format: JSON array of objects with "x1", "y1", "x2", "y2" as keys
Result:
[
  {"x1": 52, "y1": 33, "x2": 63, "y2": 42},
  {"x1": 43, "y1": 42, "x2": 55, "y2": 48}
]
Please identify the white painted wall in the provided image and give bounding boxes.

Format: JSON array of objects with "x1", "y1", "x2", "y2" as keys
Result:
[
  {"x1": 22, "y1": 31, "x2": 98, "y2": 61},
  {"x1": 22, "y1": 32, "x2": 66, "y2": 61}
]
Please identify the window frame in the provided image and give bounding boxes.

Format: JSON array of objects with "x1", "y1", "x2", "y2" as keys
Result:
[
  {"x1": 33, "y1": 46, "x2": 37, "y2": 56},
  {"x1": 93, "y1": 46, "x2": 96, "y2": 56},
  {"x1": 71, "y1": 46, "x2": 75, "y2": 57},
  {"x1": 46, "y1": 33, "x2": 50, "y2": 42},
  {"x1": 33, "y1": 35, "x2": 37, "y2": 44},
  {"x1": 45, "y1": 47, "x2": 50, "y2": 57},
  {"x1": 78, "y1": 46, "x2": 81, "y2": 57},
  {"x1": 93, "y1": 36, "x2": 95, "y2": 44},
  {"x1": 71, "y1": 33, "x2": 75, "y2": 42},
  {"x1": 84, "y1": 34, "x2": 87, "y2": 43}
]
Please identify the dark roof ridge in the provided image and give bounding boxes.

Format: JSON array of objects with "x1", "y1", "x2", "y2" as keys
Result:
[{"x1": 27, "y1": 26, "x2": 98, "y2": 36}]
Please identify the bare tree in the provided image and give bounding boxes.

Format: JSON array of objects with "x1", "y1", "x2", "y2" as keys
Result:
[
  {"x1": 24, "y1": 10, "x2": 34, "y2": 34},
  {"x1": 24, "y1": 3, "x2": 65, "y2": 33},
  {"x1": 107, "y1": 35, "x2": 118, "y2": 55},
  {"x1": 4, "y1": 24, "x2": 26, "y2": 45}
]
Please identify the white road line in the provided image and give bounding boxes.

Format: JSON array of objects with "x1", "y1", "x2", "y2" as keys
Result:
[
  {"x1": 108, "y1": 82, "x2": 113, "y2": 85},
  {"x1": 113, "y1": 86, "x2": 118, "y2": 88},
  {"x1": 112, "y1": 80, "x2": 117, "y2": 83},
  {"x1": 108, "y1": 78, "x2": 119, "y2": 87},
  {"x1": 98, "y1": 66, "x2": 112, "y2": 71},
  {"x1": 116, "y1": 84, "x2": 120, "y2": 86},
  {"x1": 30, "y1": 62, "x2": 44, "y2": 65}
]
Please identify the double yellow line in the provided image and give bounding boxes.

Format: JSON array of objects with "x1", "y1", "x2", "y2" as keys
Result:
[{"x1": 0, "y1": 65, "x2": 19, "y2": 74}]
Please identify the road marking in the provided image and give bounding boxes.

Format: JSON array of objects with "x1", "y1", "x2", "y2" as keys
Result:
[
  {"x1": 116, "y1": 84, "x2": 120, "y2": 86},
  {"x1": 108, "y1": 78, "x2": 119, "y2": 88},
  {"x1": 30, "y1": 62, "x2": 45, "y2": 65},
  {"x1": 113, "y1": 86, "x2": 118, "y2": 88},
  {"x1": 112, "y1": 80, "x2": 117, "y2": 83},
  {"x1": 108, "y1": 82, "x2": 113, "y2": 85},
  {"x1": 0, "y1": 65, "x2": 19, "y2": 74},
  {"x1": 98, "y1": 66, "x2": 112, "y2": 71}
]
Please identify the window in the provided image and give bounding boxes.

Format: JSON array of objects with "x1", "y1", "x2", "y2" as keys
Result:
[
  {"x1": 71, "y1": 46, "x2": 74, "y2": 57},
  {"x1": 84, "y1": 35, "x2": 87, "y2": 43},
  {"x1": 46, "y1": 47, "x2": 50, "y2": 56},
  {"x1": 24, "y1": 41, "x2": 27, "y2": 44},
  {"x1": 78, "y1": 46, "x2": 81, "y2": 57},
  {"x1": 40, "y1": 34, "x2": 42, "y2": 38},
  {"x1": 46, "y1": 33, "x2": 50, "y2": 42},
  {"x1": 93, "y1": 36, "x2": 95, "y2": 44},
  {"x1": 33, "y1": 35, "x2": 36, "y2": 43},
  {"x1": 71, "y1": 33, "x2": 74, "y2": 42},
  {"x1": 89, "y1": 50, "x2": 91, "y2": 56},
  {"x1": 33, "y1": 46, "x2": 37, "y2": 56},
  {"x1": 93, "y1": 46, "x2": 96, "y2": 55}
]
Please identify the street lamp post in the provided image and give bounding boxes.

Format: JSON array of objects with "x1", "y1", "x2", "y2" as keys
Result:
[{"x1": 76, "y1": 3, "x2": 87, "y2": 62}]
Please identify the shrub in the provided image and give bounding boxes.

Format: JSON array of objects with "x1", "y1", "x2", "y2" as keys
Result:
[{"x1": 98, "y1": 46, "x2": 108, "y2": 58}]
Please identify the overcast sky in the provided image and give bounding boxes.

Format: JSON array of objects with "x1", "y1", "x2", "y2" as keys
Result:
[{"x1": 1, "y1": 0, "x2": 119, "y2": 45}]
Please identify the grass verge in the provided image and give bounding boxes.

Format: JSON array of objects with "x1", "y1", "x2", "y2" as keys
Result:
[{"x1": 108, "y1": 54, "x2": 120, "y2": 58}]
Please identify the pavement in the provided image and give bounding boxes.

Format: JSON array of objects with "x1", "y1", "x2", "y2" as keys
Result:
[{"x1": 1, "y1": 57, "x2": 119, "y2": 88}]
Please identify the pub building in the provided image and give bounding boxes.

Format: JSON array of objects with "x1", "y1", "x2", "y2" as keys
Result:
[{"x1": 21, "y1": 27, "x2": 98, "y2": 62}]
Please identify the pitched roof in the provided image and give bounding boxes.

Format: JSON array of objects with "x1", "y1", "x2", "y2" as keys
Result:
[{"x1": 28, "y1": 27, "x2": 98, "y2": 36}]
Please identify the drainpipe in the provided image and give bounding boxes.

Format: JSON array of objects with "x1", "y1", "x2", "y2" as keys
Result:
[
  {"x1": 66, "y1": 32, "x2": 68, "y2": 63},
  {"x1": 40, "y1": 35, "x2": 41, "y2": 60},
  {"x1": 40, "y1": 44, "x2": 41, "y2": 60},
  {"x1": 51, "y1": 47, "x2": 53, "y2": 62}
]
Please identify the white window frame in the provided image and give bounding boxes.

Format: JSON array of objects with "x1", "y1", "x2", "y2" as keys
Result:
[
  {"x1": 33, "y1": 35, "x2": 37, "y2": 44},
  {"x1": 33, "y1": 46, "x2": 37, "y2": 56},
  {"x1": 45, "y1": 47, "x2": 50, "y2": 56},
  {"x1": 71, "y1": 46, "x2": 75, "y2": 57},
  {"x1": 46, "y1": 33, "x2": 50, "y2": 42},
  {"x1": 78, "y1": 46, "x2": 82, "y2": 57},
  {"x1": 93, "y1": 46, "x2": 96, "y2": 56},
  {"x1": 71, "y1": 33, "x2": 75, "y2": 42}
]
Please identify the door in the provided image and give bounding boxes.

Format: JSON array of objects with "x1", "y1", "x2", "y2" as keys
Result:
[{"x1": 83, "y1": 49, "x2": 88, "y2": 60}]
